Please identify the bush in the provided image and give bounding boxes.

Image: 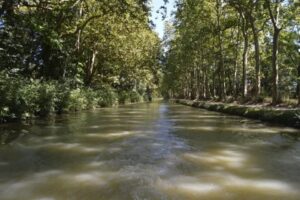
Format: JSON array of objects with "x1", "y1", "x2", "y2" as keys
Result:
[
  {"x1": 17, "y1": 80, "x2": 40, "y2": 118},
  {"x1": 68, "y1": 88, "x2": 88, "y2": 112},
  {"x1": 54, "y1": 83, "x2": 71, "y2": 114},
  {"x1": 129, "y1": 91, "x2": 141, "y2": 103},
  {"x1": 0, "y1": 74, "x2": 11, "y2": 121},
  {"x1": 118, "y1": 91, "x2": 129, "y2": 104},
  {"x1": 37, "y1": 82, "x2": 57, "y2": 117},
  {"x1": 96, "y1": 86, "x2": 118, "y2": 107},
  {"x1": 117, "y1": 90, "x2": 143, "y2": 104},
  {"x1": 83, "y1": 88, "x2": 98, "y2": 110},
  {"x1": 0, "y1": 73, "x2": 143, "y2": 122},
  {"x1": 0, "y1": 76, "x2": 55, "y2": 119},
  {"x1": 0, "y1": 75, "x2": 40, "y2": 119}
]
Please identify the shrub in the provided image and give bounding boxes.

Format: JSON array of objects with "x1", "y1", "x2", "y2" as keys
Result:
[
  {"x1": 0, "y1": 75, "x2": 40, "y2": 119},
  {"x1": 0, "y1": 73, "x2": 143, "y2": 123},
  {"x1": 54, "y1": 83, "x2": 71, "y2": 114},
  {"x1": 96, "y1": 86, "x2": 118, "y2": 107},
  {"x1": 68, "y1": 88, "x2": 88, "y2": 112},
  {"x1": 82, "y1": 88, "x2": 98, "y2": 109},
  {"x1": 118, "y1": 91, "x2": 130, "y2": 104},
  {"x1": 17, "y1": 80, "x2": 40, "y2": 118},
  {"x1": 129, "y1": 91, "x2": 141, "y2": 103},
  {"x1": 117, "y1": 90, "x2": 143, "y2": 104},
  {"x1": 3, "y1": 79, "x2": 58, "y2": 118},
  {"x1": 37, "y1": 82, "x2": 57, "y2": 117}
]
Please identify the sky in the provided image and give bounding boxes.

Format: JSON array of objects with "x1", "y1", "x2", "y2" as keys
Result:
[{"x1": 150, "y1": 0, "x2": 176, "y2": 39}]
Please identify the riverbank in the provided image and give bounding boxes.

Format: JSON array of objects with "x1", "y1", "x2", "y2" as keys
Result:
[
  {"x1": 174, "y1": 99, "x2": 300, "y2": 128},
  {"x1": 0, "y1": 98, "x2": 154, "y2": 124}
]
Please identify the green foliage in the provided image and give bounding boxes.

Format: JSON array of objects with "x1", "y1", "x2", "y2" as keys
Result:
[
  {"x1": 117, "y1": 90, "x2": 144, "y2": 104},
  {"x1": 0, "y1": 75, "x2": 56, "y2": 119},
  {"x1": 37, "y1": 82, "x2": 57, "y2": 117},
  {"x1": 0, "y1": 73, "x2": 146, "y2": 122},
  {"x1": 82, "y1": 88, "x2": 98, "y2": 110},
  {"x1": 163, "y1": 0, "x2": 299, "y2": 104},
  {"x1": 129, "y1": 91, "x2": 142, "y2": 103},
  {"x1": 0, "y1": 76, "x2": 39, "y2": 119},
  {"x1": 0, "y1": 0, "x2": 161, "y2": 122},
  {"x1": 68, "y1": 89, "x2": 88, "y2": 112},
  {"x1": 118, "y1": 91, "x2": 130, "y2": 104},
  {"x1": 96, "y1": 86, "x2": 118, "y2": 107},
  {"x1": 54, "y1": 83, "x2": 72, "y2": 114}
]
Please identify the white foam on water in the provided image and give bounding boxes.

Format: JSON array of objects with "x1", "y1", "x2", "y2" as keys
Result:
[{"x1": 176, "y1": 183, "x2": 222, "y2": 194}]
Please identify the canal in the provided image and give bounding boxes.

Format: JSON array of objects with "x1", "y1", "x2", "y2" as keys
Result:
[{"x1": 0, "y1": 102, "x2": 299, "y2": 200}]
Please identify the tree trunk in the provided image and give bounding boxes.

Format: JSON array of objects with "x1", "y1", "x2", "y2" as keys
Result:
[
  {"x1": 234, "y1": 61, "x2": 238, "y2": 97},
  {"x1": 233, "y1": 26, "x2": 240, "y2": 98},
  {"x1": 196, "y1": 67, "x2": 201, "y2": 99},
  {"x1": 240, "y1": 13, "x2": 249, "y2": 98},
  {"x1": 204, "y1": 66, "x2": 209, "y2": 99},
  {"x1": 201, "y1": 51, "x2": 207, "y2": 99},
  {"x1": 298, "y1": 63, "x2": 300, "y2": 105},
  {"x1": 216, "y1": 0, "x2": 226, "y2": 100},
  {"x1": 190, "y1": 69, "x2": 196, "y2": 100},
  {"x1": 226, "y1": 70, "x2": 233, "y2": 96},
  {"x1": 271, "y1": 28, "x2": 280, "y2": 104},
  {"x1": 85, "y1": 50, "x2": 97, "y2": 86},
  {"x1": 266, "y1": 0, "x2": 281, "y2": 105},
  {"x1": 249, "y1": 15, "x2": 261, "y2": 97},
  {"x1": 242, "y1": 32, "x2": 248, "y2": 98},
  {"x1": 212, "y1": 70, "x2": 216, "y2": 99},
  {"x1": 76, "y1": 3, "x2": 83, "y2": 51}
]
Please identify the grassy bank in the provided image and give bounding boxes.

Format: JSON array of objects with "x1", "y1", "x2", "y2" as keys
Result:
[{"x1": 174, "y1": 99, "x2": 300, "y2": 128}]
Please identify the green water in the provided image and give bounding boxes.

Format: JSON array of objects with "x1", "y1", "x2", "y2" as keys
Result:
[{"x1": 0, "y1": 102, "x2": 300, "y2": 200}]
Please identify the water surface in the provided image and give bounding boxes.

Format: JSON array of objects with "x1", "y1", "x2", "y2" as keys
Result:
[{"x1": 0, "y1": 102, "x2": 300, "y2": 200}]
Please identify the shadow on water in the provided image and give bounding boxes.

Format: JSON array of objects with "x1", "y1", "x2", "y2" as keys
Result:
[{"x1": 0, "y1": 103, "x2": 299, "y2": 200}]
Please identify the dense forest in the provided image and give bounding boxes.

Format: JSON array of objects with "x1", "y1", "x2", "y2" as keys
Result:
[
  {"x1": 0, "y1": 0, "x2": 299, "y2": 122},
  {"x1": 162, "y1": 0, "x2": 299, "y2": 105},
  {"x1": 0, "y1": 0, "x2": 161, "y2": 121}
]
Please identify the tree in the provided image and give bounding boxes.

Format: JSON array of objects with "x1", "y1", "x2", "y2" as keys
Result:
[
  {"x1": 162, "y1": 0, "x2": 298, "y2": 105},
  {"x1": 265, "y1": 0, "x2": 282, "y2": 104}
]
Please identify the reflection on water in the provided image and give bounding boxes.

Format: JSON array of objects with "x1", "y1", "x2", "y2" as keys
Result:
[{"x1": 0, "y1": 102, "x2": 300, "y2": 200}]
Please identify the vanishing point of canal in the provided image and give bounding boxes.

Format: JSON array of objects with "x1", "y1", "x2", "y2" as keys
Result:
[{"x1": 0, "y1": 102, "x2": 300, "y2": 200}]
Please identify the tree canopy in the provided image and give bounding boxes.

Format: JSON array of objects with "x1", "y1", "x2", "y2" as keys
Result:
[
  {"x1": 163, "y1": 0, "x2": 299, "y2": 105},
  {"x1": 0, "y1": 0, "x2": 162, "y2": 120},
  {"x1": 0, "y1": 0, "x2": 161, "y2": 88}
]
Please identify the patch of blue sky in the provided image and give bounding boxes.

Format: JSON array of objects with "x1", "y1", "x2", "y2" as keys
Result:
[{"x1": 150, "y1": 0, "x2": 176, "y2": 39}]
